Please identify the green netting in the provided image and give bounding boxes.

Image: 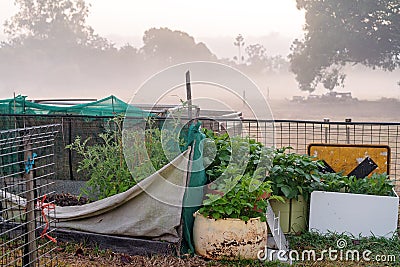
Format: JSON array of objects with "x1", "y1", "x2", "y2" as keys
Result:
[
  {"x1": 181, "y1": 122, "x2": 207, "y2": 254},
  {"x1": 0, "y1": 95, "x2": 150, "y2": 117}
]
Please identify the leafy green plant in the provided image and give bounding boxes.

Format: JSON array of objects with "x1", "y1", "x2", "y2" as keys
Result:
[
  {"x1": 67, "y1": 125, "x2": 134, "y2": 200},
  {"x1": 311, "y1": 172, "x2": 346, "y2": 193},
  {"x1": 202, "y1": 129, "x2": 231, "y2": 182},
  {"x1": 67, "y1": 117, "x2": 177, "y2": 200},
  {"x1": 343, "y1": 173, "x2": 394, "y2": 196},
  {"x1": 315, "y1": 172, "x2": 394, "y2": 196},
  {"x1": 202, "y1": 128, "x2": 264, "y2": 182},
  {"x1": 267, "y1": 147, "x2": 324, "y2": 201},
  {"x1": 199, "y1": 174, "x2": 282, "y2": 222}
]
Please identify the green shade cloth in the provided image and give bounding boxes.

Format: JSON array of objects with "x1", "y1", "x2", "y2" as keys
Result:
[{"x1": 0, "y1": 95, "x2": 149, "y2": 117}]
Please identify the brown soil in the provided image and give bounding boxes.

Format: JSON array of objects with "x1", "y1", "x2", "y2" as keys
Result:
[{"x1": 47, "y1": 193, "x2": 89, "y2": 206}]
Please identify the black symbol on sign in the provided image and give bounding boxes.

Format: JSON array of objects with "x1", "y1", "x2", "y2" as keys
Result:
[
  {"x1": 348, "y1": 157, "x2": 378, "y2": 179},
  {"x1": 319, "y1": 160, "x2": 336, "y2": 174},
  {"x1": 319, "y1": 157, "x2": 378, "y2": 178}
]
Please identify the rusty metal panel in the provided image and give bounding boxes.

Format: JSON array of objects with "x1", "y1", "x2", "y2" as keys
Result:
[{"x1": 308, "y1": 144, "x2": 390, "y2": 177}]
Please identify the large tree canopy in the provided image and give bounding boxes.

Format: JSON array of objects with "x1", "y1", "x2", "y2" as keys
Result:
[
  {"x1": 4, "y1": 0, "x2": 109, "y2": 48},
  {"x1": 290, "y1": 0, "x2": 400, "y2": 92},
  {"x1": 141, "y1": 27, "x2": 216, "y2": 65}
]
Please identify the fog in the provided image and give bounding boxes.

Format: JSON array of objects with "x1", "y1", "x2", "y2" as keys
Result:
[
  {"x1": 1, "y1": 26, "x2": 398, "y2": 102},
  {"x1": 0, "y1": 0, "x2": 399, "y2": 116}
]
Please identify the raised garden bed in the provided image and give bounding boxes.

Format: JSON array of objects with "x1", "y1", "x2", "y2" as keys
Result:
[{"x1": 55, "y1": 229, "x2": 178, "y2": 256}]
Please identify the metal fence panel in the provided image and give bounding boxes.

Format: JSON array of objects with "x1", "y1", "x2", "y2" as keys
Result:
[{"x1": 1, "y1": 124, "x2": 59, "y2": 267}]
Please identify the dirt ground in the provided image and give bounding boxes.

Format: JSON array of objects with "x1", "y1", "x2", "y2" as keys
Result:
[
  {"x1": 54, "y1": 241, "x2": 393, "y2": 267},
  {"x1": 55, "y1": 243, "x2": 221, "y2": 267}
]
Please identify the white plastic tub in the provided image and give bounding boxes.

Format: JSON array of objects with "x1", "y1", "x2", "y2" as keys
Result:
[{"x1": 309, "y1": 190, "x2": 399, "y2": 237}]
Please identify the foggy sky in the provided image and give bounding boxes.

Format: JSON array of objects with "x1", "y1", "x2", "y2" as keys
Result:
[
  {"x1": 0, "y1": 0, "x2": 304, "y2": 57},
  {"x1": 0, "y1": 0, "x2": 399, "y2": 101}
]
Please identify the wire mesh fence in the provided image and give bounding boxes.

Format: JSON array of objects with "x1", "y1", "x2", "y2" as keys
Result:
[
  {"x1": 207, "y1": 118, "x2": 400, "y2": 191},
  {"x1": 0, "y1": 114, "x2": 399, "y2": 190},
  {"x1": 0, "y1": 115, "x2": 116, "y2": 181},
  {"x1": 0, "y1": 124, "x2": 59, "y2": 267}
]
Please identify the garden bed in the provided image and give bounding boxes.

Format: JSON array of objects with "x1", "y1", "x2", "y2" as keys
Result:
[
  {"x1": 55, "y1": 229, "x2": 177, "y2": 256},
  {"x1": 48, "y1": 193, "x2": 89, "y2": 206}
]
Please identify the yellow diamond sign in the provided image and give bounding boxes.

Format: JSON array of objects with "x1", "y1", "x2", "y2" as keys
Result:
[{"x1": 308, "y1": 144, "x2": 390, "y2": 177}]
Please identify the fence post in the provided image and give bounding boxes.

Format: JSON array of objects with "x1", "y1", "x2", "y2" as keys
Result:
[
  {"x1": 345, "y1": 118, "x2": 352, "y2": 144},
  {"x1": 324, "y1": 118, "x2": 330, "y2": 143},
  {"x1": 186, "y1": 70, "x2": 193, "y2": 121},
  {"x1": 68, "y1": 117, "x2": 74, "y2": 180},
  {"x1": 23, "y1": 136, "x2": 38, "y2": 266}
]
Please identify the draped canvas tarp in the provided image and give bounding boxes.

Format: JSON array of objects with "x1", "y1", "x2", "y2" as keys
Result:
[
  {"x1": 1, "y1": 149, "x2": 191, "y2": 243},
  {"x1": 55, "y1": 148, "x2": 191, "y2": 242}
]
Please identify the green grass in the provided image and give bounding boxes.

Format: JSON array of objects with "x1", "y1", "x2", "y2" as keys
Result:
[
  {"x1": 214, "y1": 232, "x2": 400, "y2": 266},
  {"x1": 287, "y1": 232, "x2": 400, "y2": 266},
  {"x1": 4, "y1": 232, "x2": 395, "y2": 266},
  {"x1": 207, "y1": 259, "x2": 288, "y2": 267}
]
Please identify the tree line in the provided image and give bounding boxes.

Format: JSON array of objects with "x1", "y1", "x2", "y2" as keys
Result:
[
  {"x1": 0, "y1": 0, "x2": 289, "y2": 95},
  {"x1": 0, "y1": 0, "x2": 398, "y2": 95}
]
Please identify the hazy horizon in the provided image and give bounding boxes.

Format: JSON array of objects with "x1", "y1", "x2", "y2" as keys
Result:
[
  {"x1": 0, "y1": 0, "x2": 399, "y2": 102},
  {"x1": 0, "y1": 0, "x2": 303, "y2": 58}
]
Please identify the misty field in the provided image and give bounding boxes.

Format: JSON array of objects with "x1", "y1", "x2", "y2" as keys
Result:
[{"x1": 268, "y1": 99, "x2": 400, "y2": 122}]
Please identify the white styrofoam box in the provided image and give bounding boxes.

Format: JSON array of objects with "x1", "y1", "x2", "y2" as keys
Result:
[{"x1": 309, "y1": 190, "x2": 399, "y2": 237}]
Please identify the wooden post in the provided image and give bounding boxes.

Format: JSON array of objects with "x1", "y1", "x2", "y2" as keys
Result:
[
  {"x1": 23, "y1": 137, "x2": 38, "y2": 267},
  {"x1": 185, "y1": 71, "x2": 192, "y2": 121},
  {"x1": 68, "y1": 117, "x2": 74, "y2": 180}
]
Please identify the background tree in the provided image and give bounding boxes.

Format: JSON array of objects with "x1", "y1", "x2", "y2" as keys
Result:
[
  {"x1": 233, "y1": 34, "x2": 245, "y2": 64},
  {"x1": 141, "y1": 27, "x2": 216, "y2": 66},
  {"x1": 245, "y1": 44, "x2": 267, "y2": 70},
  {"x1": 245, "y1": 44, "x2": 289, "y2": 74},
  {"x1": 290, "y1": 0, "x2": 400, "y2": 92},
  {"x1": 0, "y1": 0, "x2": 118, "y2": 94},
  {"x1": 4, "y1": 0, "x2": 110, "y2": 48},
  {"x1": 268, "y1": 55, "x2": 290, "y2": 74}
]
